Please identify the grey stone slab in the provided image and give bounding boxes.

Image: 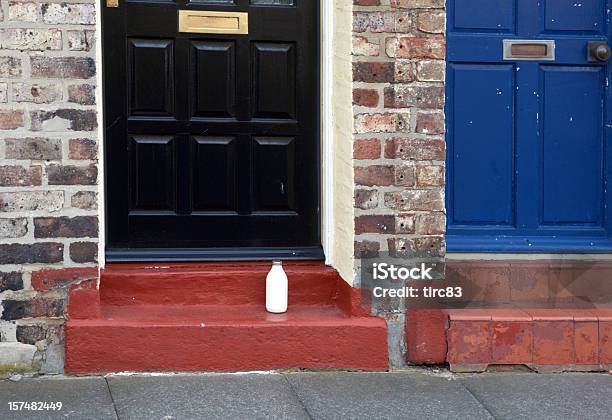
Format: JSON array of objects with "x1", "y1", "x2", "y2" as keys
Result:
[
  {"x1": 0, "y1": 376, "x2": 117, "y2": 420},
  {"x1": 106, "y1": 373, "x2": 309, "y2": 420},
  {"x1": 461, "y1": 373, "x2": 612, "y2": 420},
  {"x1": 285, "y1": 371, "x2": 493, "y2": 420}
]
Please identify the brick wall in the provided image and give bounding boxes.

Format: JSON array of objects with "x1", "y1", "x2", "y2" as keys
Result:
[
  {"x1": 0, "y1": 0, "x2": 448, "y2": 373},
  {"x1": 352, "y1": 0, "x2": 446, "y2": 267},
  {"x1": 0, "y1": 0, "x2": 98, "y2": 373}
]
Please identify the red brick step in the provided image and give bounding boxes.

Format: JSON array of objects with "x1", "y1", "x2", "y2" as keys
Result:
[
  {"x1": 65, "y1": 263, "x2": 388, "y2": 373},
  {"x1": 407, "y1": 307, "x2": 612, "y2": 372}
]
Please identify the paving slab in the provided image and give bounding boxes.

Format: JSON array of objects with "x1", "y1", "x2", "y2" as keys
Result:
[
  {"x1": 461, "y1": 373, "x2": 612, "y2": 420},
  {"x1": 284, "y1": 371, "x2": 493, "y2": 420},
  {"x1": 106, "y1": 373, "x2": 309, "y2": 420},
  {"x1": 0, "y1": 376, "x2": 116, "y2": 420}
]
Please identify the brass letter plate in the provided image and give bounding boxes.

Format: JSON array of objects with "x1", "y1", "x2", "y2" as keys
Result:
[
  {"x1": 106, "y1": 0, "x2": 118, "y2": 7},
  {"x1": 503, "y1": 40, "x2": 555, "y2": 61},
  {"x1": 178, "y1": 11, "x2": 248, "y2": 35}
]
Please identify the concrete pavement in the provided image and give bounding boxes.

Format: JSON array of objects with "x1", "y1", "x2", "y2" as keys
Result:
[{"x1": 0, "y1": 369, "x2": 611, "y2": 419}]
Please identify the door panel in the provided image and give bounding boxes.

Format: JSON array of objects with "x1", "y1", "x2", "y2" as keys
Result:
[
  {"x1": 447, "y1": 0, "x2": 612, "y2": 251},
  {"x1": 191, "y1": 136, "x2": 237, "y2": 212},
  {"x1": 128, "y1": 39, "x2": 175, "y2": 117},
  {"x1": 449, "y1": 63, "x2": 515, "y2": 226},
  {"x1": 452, "y1": 0, "x2": 515, "y2": 32},
  {"x1": 252, "y1": 136, "x2": 296, "y2": 212},
  {"x1": 252, "y1": 42, "x2": 296, "y2": 119},
  {"x1": 541, "y1": 66, "x2": 604, "y2": 225},
  {"x1": 129, "y1": 135, "x2": 177, "y2": 212},
  {"x1": 543, "y1": 0, "x2": 604, "y2": 33},
  {"x1": 104, "y1": 0, "x2": 321, "y2": 259},
  {"x1": 190, "y1": 41, "x2": 236, "y2": 119}
]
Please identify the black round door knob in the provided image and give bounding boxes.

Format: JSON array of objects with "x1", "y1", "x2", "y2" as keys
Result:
[{"x1": 595, "y1": 44, "x2": 612, "y2": 61}]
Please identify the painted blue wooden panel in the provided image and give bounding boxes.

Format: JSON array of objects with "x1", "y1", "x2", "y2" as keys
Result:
[
  {"x1": 541, "y1": 66, "x2": 604, "y2": 225},
  {"x1": 544, "y1": 0, "x2": 604, "y2": 33},
  {"x1": 446, "y1": 0, "x2": 612, "y2": 252},
  {"x1": 450, "y1": 64, "x2": 515, "y2": 225},
  {"x1": 451, "y1": 0, "x2": 515, "y2": 32}
]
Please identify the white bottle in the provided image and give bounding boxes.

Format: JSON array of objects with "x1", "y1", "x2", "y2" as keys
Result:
[{"x1": 266, "y1": 261, "x2": 288, "y2": 313}]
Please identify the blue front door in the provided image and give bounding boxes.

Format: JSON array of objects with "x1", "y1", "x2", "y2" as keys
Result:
[{"x1": 446, "y1": 0, "x2": 612, "y2": 252}]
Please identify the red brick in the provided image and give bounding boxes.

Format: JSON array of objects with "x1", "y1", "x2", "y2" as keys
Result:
[
  {"x1": 31, "y1": 109, "x2": 97, "y2": 131},
  {"x1": 354, "y1": 240, "x2": 380, "y2": 258},
  {"x1": 394, "y1": 165, "x2": 416, "y2": 187},
  {"x1": 353, "y1": 11, "x2": 411, "y2": 33},
  {"x1": 352, "y1": 36, "x2": 380, "y2": 57},
  {"x1": 492, "y1": 321, "x2": 533, "y2": 364},
  {"x1": 417, "y1": 11, "x2": 445, "y2": 34},
  {"x1": 0, "y1": 165, "x2": 42, "y2": 187},
  {"x1": 355, "y1": 165, "x2": 394, "y2": 186},
  {"x1": 392, "y1": 0, "x2": 444, "y2": 7},
  {"x1": 16, "y1": 325, "x2": 47, "y2": 345},
  {"x1": 416, "y1": 112, "x2": 444, "y2": 134},
  {"x1": 68, "y1": 84, "x2": 95, "y2": 105},
  {"x1": 406, "y1": 309, "x2": 448, "y2": 364},
  {"x1": 533, "y1": 321, "x2": 575, "y2": 365},
  {"x1": 69, "y1": 138, "x2": 97, "y2": 160},
  {"x1": 353, "y1": 62, "x2": 394, "y2": 83},
  {"x1": 32, "y1": 268, "x2": 99, "y2": 291},
  {"x1": 416, "y1": 165, "x2": 444, "y2": 187},
  {"x1": 395, "y1": 214, "x2": 415, "y2": 234},
  {"x1": 413, "y1": 236, "x2": 445, "y2": 258},
  {"x1": 353, "y1": 139, "x2": 381, "y2": 159},
  {"x1": 355, "y1": 215, "x2": 395, "y2": 234},
  {"x1": 599, "y1": 321, "x2": 612, "y2": 365},
  {"x1": 384, "y1": 85, "x2": 444, "y2": 109},
  {"x1": 0, "y1": 272, "x2": 23, "y2": 292},
  {"x1": 70, "y1": 242, "x2": 98, "y2": 263},
  {"x1": 385, "y1": 138, "x2": 445, "y2": 160},
  {"x1": 355, "y1": 113, "x2": 401, "y2": 134},
  {"x1": 34, "y1": 216, "x2": 98, "y2": 238},
  {"x1": 384, "y1": 189, "x2": 444, "y2": 211},
  {"x1": 415, "y1": 213, "x2": 445, "y2": 235},
  {"x1": 353, "y1": 88, "x2": 379, "y2": 107},
  {"x1": 354, "y1": 189, "x2": 379, "y2": 210},
  {"x1": 47, "y1": 164, "x2": 97, "y2": 185},
  {"x1": 1, "y1": 298, "x2": 65, "y2": 321},
  {"x1": 575, "y1": 321, "x2": 599, "y2": 365},
  {"x1": 447, "y1": 321, "x2": 492, "y2": 365},
  {"x1": 0, "y1": 110, "x2": 24, "y2": 129},
  {"x1": 30, "y1": 57, "x2": 95, "y2": 79},
  {"x1": 386, "y1": 36, "x2": 445, "y2": 59},
  {"x1": 0, "y1": 243, "x2": 63, "y2": 264}
]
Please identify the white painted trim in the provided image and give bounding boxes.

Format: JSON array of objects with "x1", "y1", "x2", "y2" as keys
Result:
[
  {"x1": 321, "y1": 0, "x2": 334, "y2": 266},
  {"x1": 96, "y1": 0, "x2": 106, "y2": 269}
]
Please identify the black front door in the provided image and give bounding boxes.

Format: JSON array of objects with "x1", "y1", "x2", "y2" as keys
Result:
[{"x1": 103, "y1": 1, "x2": 321, "y2": 260}]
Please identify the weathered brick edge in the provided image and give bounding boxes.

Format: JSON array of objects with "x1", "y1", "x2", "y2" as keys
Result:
[
  {"x1": 352, "y1": 0, "x2": 446, "y2": 263},
  {"x1": 352, "y1": 0, "x2": 446, "y2": 367},
  {"x1": 0, "y1": 0, "x2": 98, "y2": 373}
]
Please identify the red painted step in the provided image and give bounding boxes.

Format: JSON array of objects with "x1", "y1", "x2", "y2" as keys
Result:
[
  {"x1": 65, "y1": 263, "x2": 388, "y2": 373},
  {"x1": 99, "y1": 262, "x2": 341, "y2": 307},
  {"x1": 406, "y1": 307, "x2": 612, "y2": 372}
]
